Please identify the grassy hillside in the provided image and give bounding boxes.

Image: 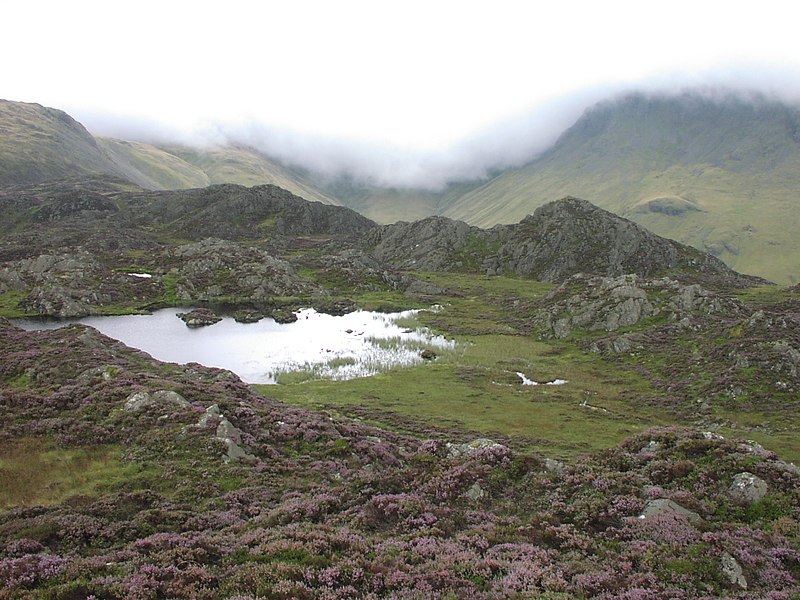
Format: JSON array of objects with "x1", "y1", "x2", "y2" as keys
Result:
[
  {"x1": 97, "y1": 138, "x2": 210, "y2": 190},
  {"x1": 0, "y1": 99, "x2": 339, "y2": 203},
  {"x1": 161, "y1": 144, "x2": 339, "y2": 205},
  {"x1": 444, "y1": 94, "x2": 800, "y2": 285},
  {"x1": 0, "y1": 99, "x2": 123, "y2": 184},
  {"x1": 320, "y1": 176, "x2": 480, "y2": 223}
]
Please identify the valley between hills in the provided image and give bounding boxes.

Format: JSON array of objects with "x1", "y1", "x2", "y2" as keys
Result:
[{"x1": 0, "y1": 95, "x2": 798, "y2": 598}]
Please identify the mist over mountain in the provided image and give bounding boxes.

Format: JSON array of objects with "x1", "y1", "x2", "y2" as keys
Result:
[
  {"x1": 3, "y1": 88, "x2": 800, "y2": 283},
  {"x1": 443, "y1": 92, "x2": 800, "y2": 284},
  {"x1": 0, "y1": 99, "x2": 337, "y2": 205}
]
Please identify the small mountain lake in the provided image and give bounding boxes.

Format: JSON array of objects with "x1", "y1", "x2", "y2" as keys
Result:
[{"x1": 12, "y1": 307, "x2": 455, "y2": 384}]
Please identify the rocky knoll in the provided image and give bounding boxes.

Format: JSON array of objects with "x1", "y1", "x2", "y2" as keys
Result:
[
  {"x1": 128, "y1": 183, "x2": 376, "y2": 241},
  {"x1": 0, "y1": 250, "x2": 161, "y2": 317},
  {"x1": 166, "y1": 238, "x2": 321, "y2": 303},
  {"x1": 366, "y1": 216, "x2": 479, "y2": 271},
  {"x1": 0, "y1": 239, "x2": 324, "y2": 316},
  {"x1": 526, "y1": 272, "x2": 800, "y2": 412},
  {"x1": 487, "y1": 197, "x2": 751, "y2": 284},
  {"x1": 534, "y1": 273, "x2": 747, "y2": 340},
  {"x1": 367, "y1": 197, "x2": 760, "y2": 286}
]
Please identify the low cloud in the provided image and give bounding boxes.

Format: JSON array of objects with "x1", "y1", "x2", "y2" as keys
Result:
[{"x1": 72, "y1": 64, "x2": 800, "y2": 191}]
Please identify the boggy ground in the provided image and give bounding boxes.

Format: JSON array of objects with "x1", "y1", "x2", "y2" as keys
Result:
[
  {"x1": 268, "y1": 272, "x2": 800, "y2": 463},
  {"x1": 1, "y1": 269, "x2": 798, "y2": 598}
]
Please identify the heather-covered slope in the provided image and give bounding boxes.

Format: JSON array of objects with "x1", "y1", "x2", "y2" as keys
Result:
[{"x1": 1, "y1": 318, "x2": 798, "y2": 598}]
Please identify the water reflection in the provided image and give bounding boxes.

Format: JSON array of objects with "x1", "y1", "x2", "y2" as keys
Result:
[{"x1": 13, "y1": 307, "x2": 454, "y2": 384}]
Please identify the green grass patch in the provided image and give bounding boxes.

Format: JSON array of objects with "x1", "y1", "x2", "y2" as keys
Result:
[
  {"x1": 7, "y1": 373, "x2": 33, "y2": 389},
  {"x1": 254, "y1": 272, "x2": 675, "y2": 459},
  {"x1": 735, "y1": 284, "x2": 792, "y2": 304},
  {"x1": 257, "y1": 215, "x2": 278, "y2": 229},
  {"x1": 258, "y1": 331, "x2": 669, "y2": 459},
  {"x1": 162, "y1": 273, "x2": 180, "y2": 304},
  {"x1": 0, "y1": 290, "x2": 32, "y2": 317},
  {"x1": 0, "y1": 438, "x2": 150, "y2": 509}
]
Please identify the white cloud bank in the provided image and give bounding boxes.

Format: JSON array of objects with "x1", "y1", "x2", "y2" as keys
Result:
[{"x1": 3, "y1": 0, "x2": 800, "y2": 187}]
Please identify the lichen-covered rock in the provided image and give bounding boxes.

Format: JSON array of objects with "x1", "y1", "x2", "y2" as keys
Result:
[
  {"x1": 123, "y1": 391, "x2": 152, "y2": 412},
  {"x1": 151, "y1": 390, "x2": 189, "y2": 408},
  {"x1": 216, "y1": 416, "x2": 256, "y2": 463},
  {"x1": 588, "y1": 332, "x2": 646, "y2": 354},
  {"x1": 220, "y1": 437, "x2": 257, "y2": 463},
  {"x1": 464, "y1": 482, "x2": 487, "y2": 501},
  {"x1": 216, "y1": 417, "x2": 242, "y2": 445},
  {"x1": 446, "y1": 438, "x2": 506, "y2": 459},
  {"x1": 123, "y1": 389, "x2": 189, "y2": 412},
  {"x1": 196, "y1": 403, "x2": 221, "y2": 428},
  {"x1": 721, "y1": 552, "x2": 748, "y2": 590},
  {"x1": 729, "y1": 472, "x2": 768, "y2": 505}
]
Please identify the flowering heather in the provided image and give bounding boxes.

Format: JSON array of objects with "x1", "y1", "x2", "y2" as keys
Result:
[{"x1": 0, "y1": 319, "x2": 798, "y2": 598}]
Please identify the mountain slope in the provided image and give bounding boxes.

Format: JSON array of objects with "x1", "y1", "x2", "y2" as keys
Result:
[
  {"x1": 158, "y1": 144, "x2": 338, "y2": 205},
  {"x1": 444, "y1": 93, "x2": 800, "y2": 284},
  {"x1": 319, "y1": 176, "x2": 479, "y2": 223},
  {"x1": 367, "y1": 196, "x2": 757, "y2": 286},
  {"x1": 0, "y1": 99, "x2": 338, "y2": 204},
  {"x1": 97, "y1": 138, "x2": 211, "y2": 190},
  {"x1": 0, "y1": 99, "x2": 125, "y2": 184}
]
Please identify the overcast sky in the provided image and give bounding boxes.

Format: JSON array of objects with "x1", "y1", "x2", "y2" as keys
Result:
[{"x1": 4, "y1": 0, "x2": 800, "y2": 187}]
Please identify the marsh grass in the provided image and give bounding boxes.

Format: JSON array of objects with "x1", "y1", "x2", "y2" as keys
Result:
[
  {"x1": 258, "y1": 272, "x2": 678, "y2": 458},
  {"x1": 261, "y1": 323, "x2": 668, "y2": 459}
]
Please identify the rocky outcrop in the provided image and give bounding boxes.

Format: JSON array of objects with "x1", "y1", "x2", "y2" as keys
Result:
[
  {"x1": 486, "y1": 198, "x2": 753, "y2": 283},
  {"x1": 233, "y1": 309, "x2": 263, "y2": 323},
  {"x1": 446, "y1": 438, "x2": 506, "y2": 459},
  {"x1": 168, "y1": 238, "x2": 319, "y2": 302},
  {"x1": 366, "y1": 217, "x2": 480, "y2": 271},
  {"x1": 296, "y1": 248, "x2": 405, "y2": 293},
  {"x1": 721, "y1": 552, "x2": 748, "y2": 590},
  {"x1": 123, "y1": 389, "x2": 190, "y2": 412},
  {"x1": 30, "y1": 190, "x2": 118, "y2": 222},
  {"x1": 364, "y1": 197, "x2": 759, "y2": 286},
  {"x1": 177, "y1": 308, "x2": 222, "y2": 328},
  {"x1": 0, "y1": 250, "x2": 161, "y2": 317},
  {"x1": 639, "y1": 498, "x2": 702, "y2": 525},
  {"x1": 534, "y1": 274, "x2": 746, "y2": 340},
  {"x1": 195, "y1": 403, "x2": 257, "y2": 464}
]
